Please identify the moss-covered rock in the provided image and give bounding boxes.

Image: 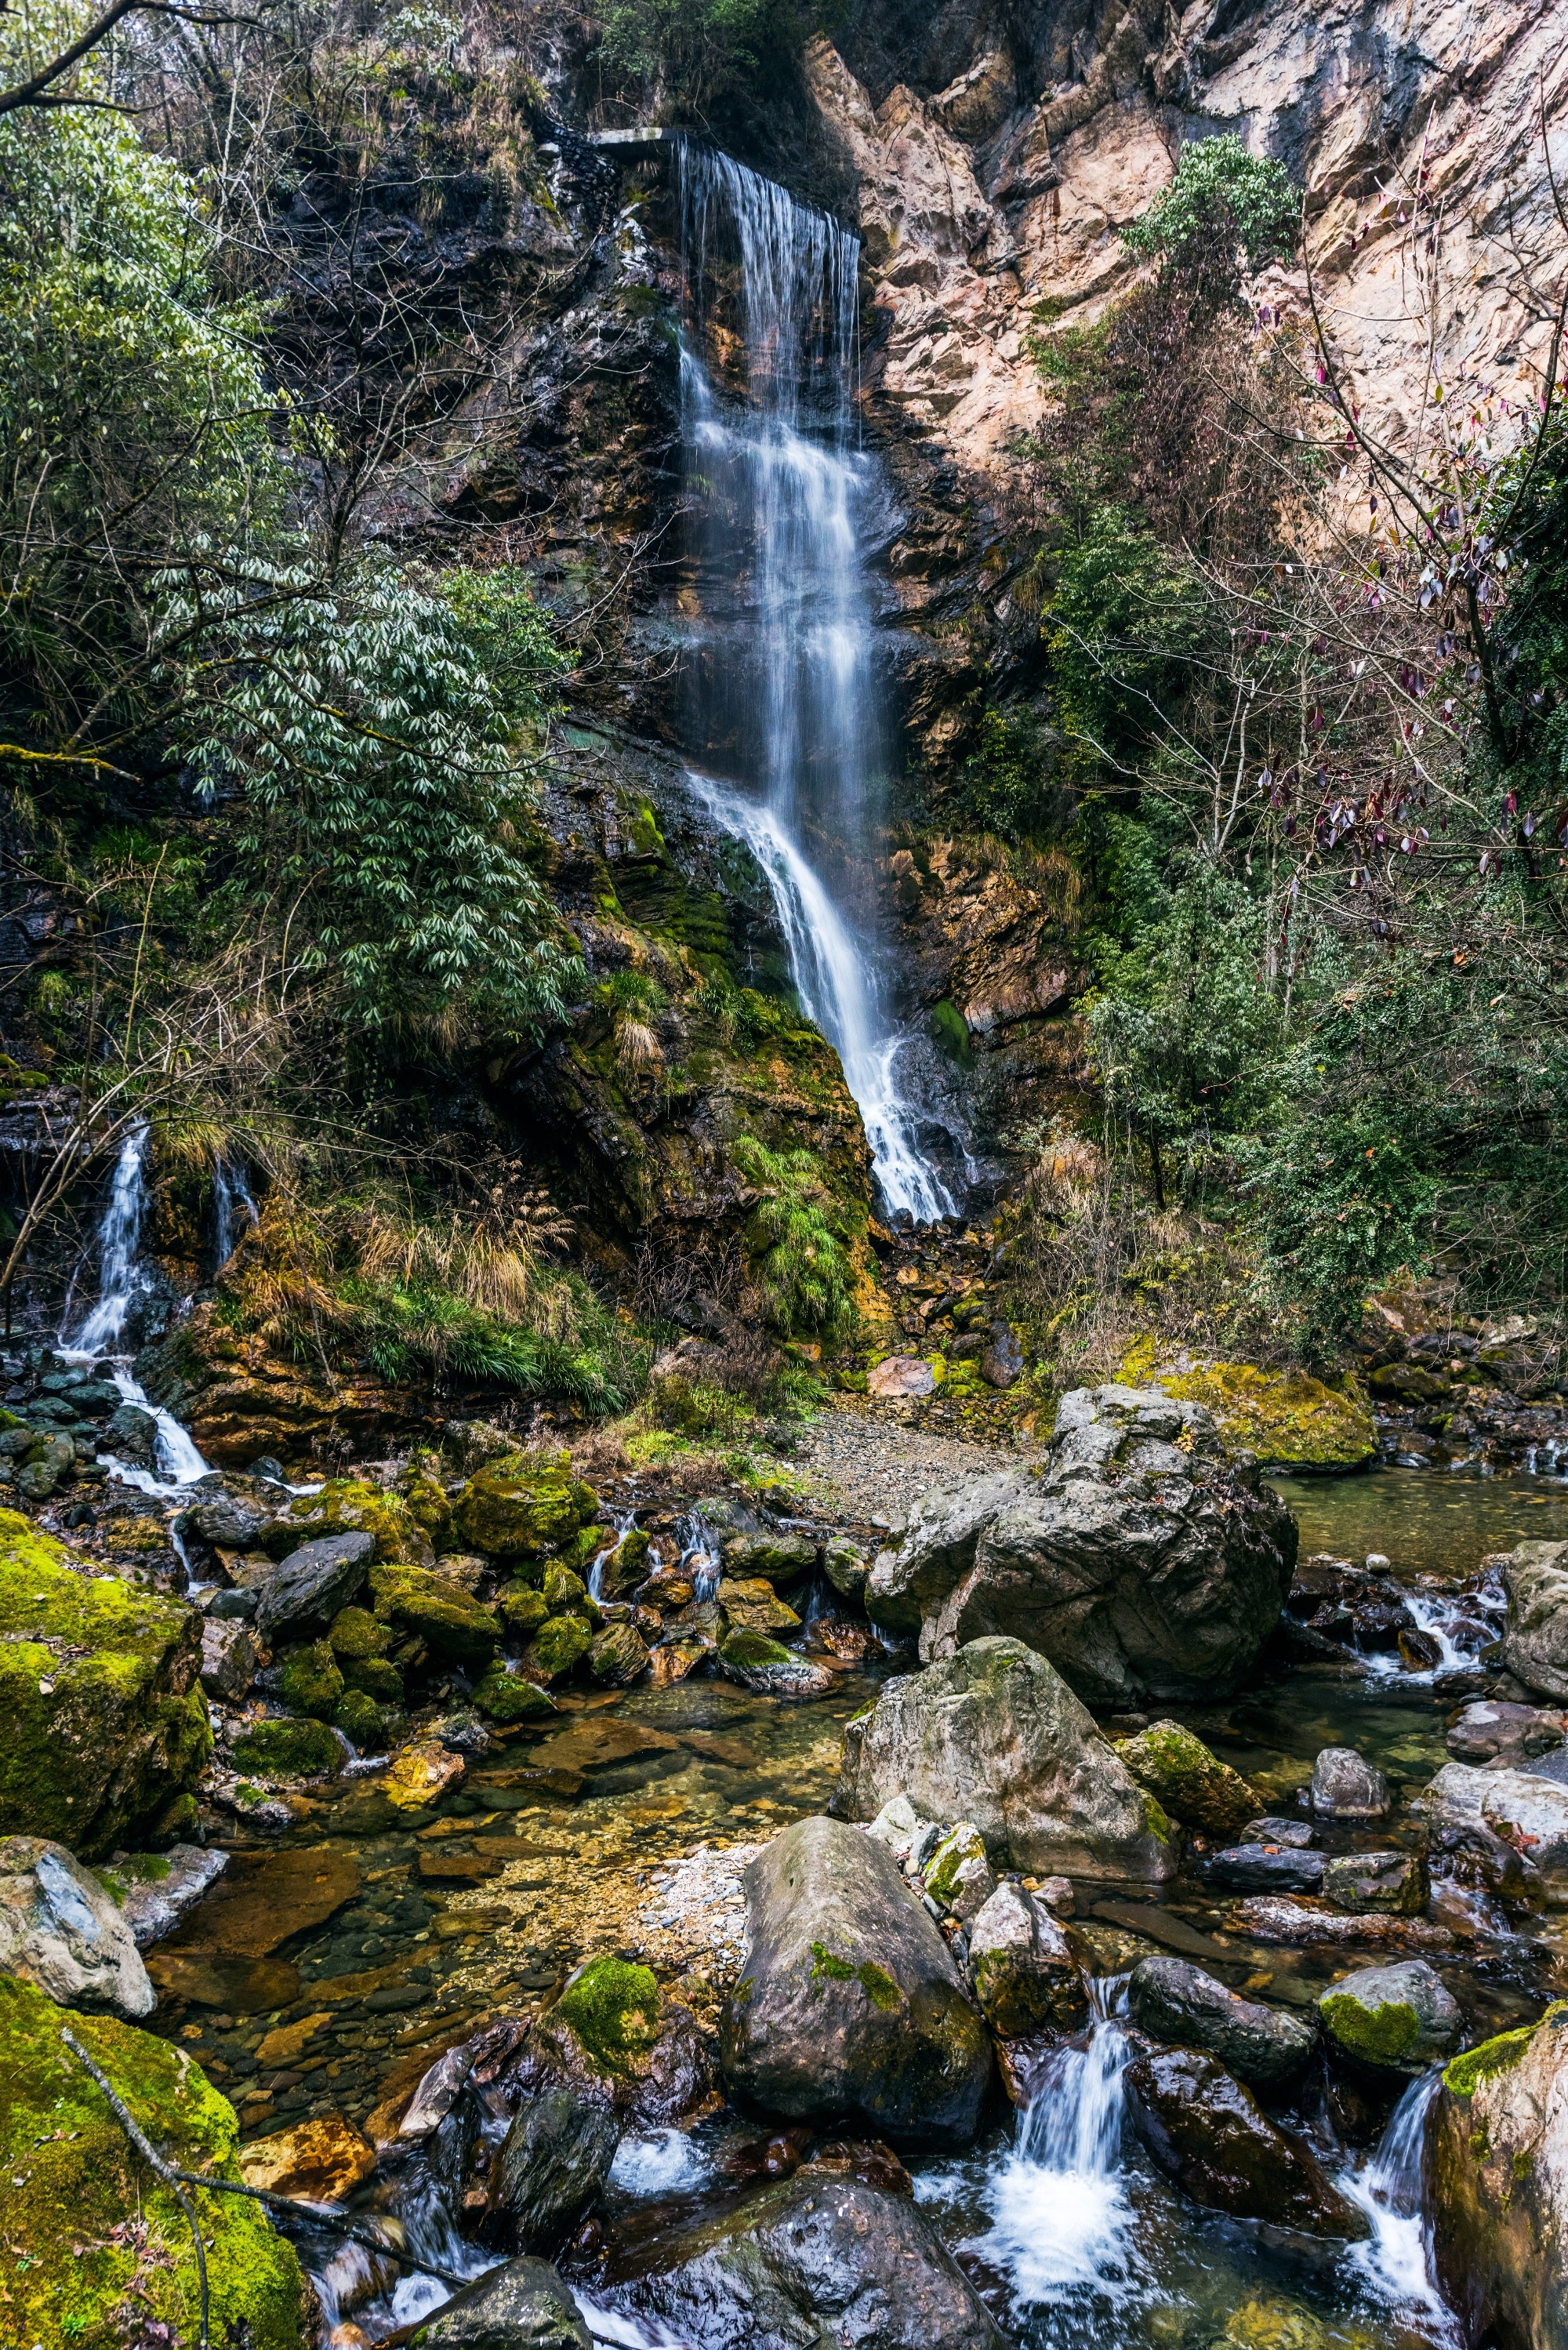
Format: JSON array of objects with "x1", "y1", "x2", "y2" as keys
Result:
[
  {"x1": 586, "y1": 1621, "x2": 650, "y2": 1685},
  {"x1": 1432, "y1": 2003, "x2": 1568, "y2": 2350},
  {"x1": 1159, "y1": 1362, "x2": 1377, "y2": 1472},
  {"x1": 452, "y1": 1451, "x2": 598, "y2": 1560},
  {"x1": 1115, "y1": 1720, "x2": 1263, "y2": 1840},
  {"x1": 340, "y1": 1654, "x2": 405, "y2": 1704},
  {"x1": 0, "y1": 1971, "x2": 305, "y2": 2350},
  {"x1": 0, "y1": 1509, "x2": 211, "y2": 1860},
  {"x1": 267, "y1": 1478, "x2": 431, "y2": 1567},
  {"x1": 1319, "y1": 1959, "x2": 1460, "y2": 2074},
  {"x1": 326, "y1": 1604, "x2": 390, "y2": 1660},
  {"x1": 1443, "y1": 2025, "x2": 1540, "y2": 2101},
  {"x1": 472, "y1": 1662, "x2": 556, "y2": 1722},
  {"x1": 368, "y1": 1561, "x2": 500, "y2": 1664},
  {"x1": 276, "y1": 1639, "x2": 344, "y2": 1721},
  {"x1": 397, "y1": 1461, "x2": 455, "y2": 1552},
  {"x1": 524, "y1": 1614, "x2": 593, "y2": 1683},
  {"x1": 543, "y1": 1562, "x2": 591, "y2": 1613},
  {"x1": 552, "y1": 1956, "x2": 662, "y2": 2078},
  {"x1": 499, "y1": 1582, "x2": 550, "y2": 1637},
  {"x1": 332, "y1": 1690, "x2": 389, "y2": 1749},
  {"x1": 229, "y1": 1717, "x2": 343, "y2": 1780}
]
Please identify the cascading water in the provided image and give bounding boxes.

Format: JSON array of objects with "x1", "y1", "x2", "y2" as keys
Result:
[
  {"x1": 1346, "y1": 2072, "x2": 1458, "y2": 2338},
  {"x1": 212, "y1": 1150, "x2": 260, "y2": 1269},
  {"x1": 677, "y1": 143, "x2": 961, "y2": 1224}
]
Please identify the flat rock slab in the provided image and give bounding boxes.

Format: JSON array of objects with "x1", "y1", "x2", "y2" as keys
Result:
[
  {"x1": 866, "y1": 1357, "x2": 937, "y2": 1398},
  {"x1": 524, "y1": 1721, "x2": 681, "y2": 1774},
  {"x1": 1090, "y1": 1898, "x2": 1232, "y2": 1961},
  {"x1": 239, "y1": 2112, "x2": 376, "y2": 2203},
  {"x1": 144, "y1": 1949, "x2": 301, "y2": 2010},
  {"x1": 161, "y1": 1847, "x2": 359, "y2": 1958},
  {"x1": 1229, "y1": 1898, "x2": 1454, "y2": 1951}
]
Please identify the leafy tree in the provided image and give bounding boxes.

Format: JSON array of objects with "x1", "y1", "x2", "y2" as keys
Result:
[
  {"x1": 598, "y1": 0, "x2": 820, "y2": 113},
  {"x1": 1121, "y1": 134, "x2": 1298, "y2": 305}
]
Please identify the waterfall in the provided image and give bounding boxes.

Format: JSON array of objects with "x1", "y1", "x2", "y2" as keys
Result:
[
  {"x1": 1345, "y1": 2072, "x2": 1457, "y2": 2335},
  {"x1": 212, "y1": 1150, "x2": 260, "y2": 1269},
  {"x1": 677, "y1": 143, "x2": 960, "y2": 1225}
]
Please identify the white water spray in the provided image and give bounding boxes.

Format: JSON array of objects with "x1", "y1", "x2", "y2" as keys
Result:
[
  {"x1": 677, "y1": 143, "x2": 961, "y2": 1223},
  {"x1": 1345, "y1": 2071, "x2": 1457, "y2": 2337}
]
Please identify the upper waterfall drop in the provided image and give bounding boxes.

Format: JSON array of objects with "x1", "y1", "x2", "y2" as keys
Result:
[{"x1": 675, "y1": 141, "x2": 964, "y2": 1226}]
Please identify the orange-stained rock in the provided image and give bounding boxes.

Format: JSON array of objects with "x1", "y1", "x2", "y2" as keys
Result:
[{"x1": 238, "y1": 2113, "x2": 376, "y2": 2204}]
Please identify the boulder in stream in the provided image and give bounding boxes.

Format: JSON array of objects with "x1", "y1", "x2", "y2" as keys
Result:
[
  {"x1": 514, "y1": 1956, "x2": 710, "y2": 2127},
  {"x1": 1203, "y1": 1844, "x2": 1325, "y2": 1895},
  {"x1": 834, "y1": 1637, "x2": 1178, "y2": 1882},
  {"x1": 1322, "y1": 1849, "x2": 1428, "y2": 1916},
  {"x1": 865, "y1": 1386, "x2": 1295, "y2": 1704},
  {"x1": 1309, "y1": 1745, "x2": 1390, "y2": 1819},
  {"x1": 1432, "y1": 2003, "x2": 1568, "y2": 2350},
  {"x1": 1127, "y1": 1956, "x2": 1316, "y2": 2087},
  {"x1": 1497, "y1": 1540, "x2": 1568, "y2": 1701},
  {"x1": 603, "y1": 2172, "x2": 1005, "y2": 2350},
  {"x1": 1318, "y1": 1958, "x2": 1461, "y2": 2072},
  {"x1": 413, "y1": 2257, "x2": 591, "y2": 2350},
  {"x1": 255, "y1": 1530, "x2": 372, "y2": 1636},
  {"x1": 1114, "y1": 1720, "x2": 1263, "y2": 1840},
  {"x1": 1126, "y1": 2043, "x2": 1370, "y2": 2238},
  {"x1": 1422, "y1": 1760, "x2": 1568, "y2": 1897},
  {"x1": 97, "y1": 1842, "x2": 227, "y2": 1946},
  {"x1": 484, "y1": 2084, "x2": 619, "y2": 2254},
  {"x1": 720, "y1": 1815, "x2": 992, "y2": 2145},
  {"x1": 967, "y1": 1878, "x2": 1087, "y2": 2037},
  {"x1": 0, "y1": 1835, "x2": 155, "y2": 2017}
]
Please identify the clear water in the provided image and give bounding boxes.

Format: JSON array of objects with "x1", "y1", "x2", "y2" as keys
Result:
[{"x1": 676, "y1": 143, "x2": 964, "y2": 1223}]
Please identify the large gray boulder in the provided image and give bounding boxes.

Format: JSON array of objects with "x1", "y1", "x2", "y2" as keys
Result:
[
  {"x1": 1127, "y1": 1956, "x2": 1316, "y2": 2087},
  {"x1": 1432, "y1": 2004, "x2": 1568, "y2": 2350},
  {"x1": 483, "y1": 2085, "x2": 619, "y2": 2255},
  {"x1": 603, "y1": 2174, "x2": 1005, "y2": 2350},
  {"x1": 256, "y1": 1531, "x2": 373, "y2": 1637},
  {"x1": 719, "y1": 1816, "x2": 992, "y2": 2146},
  {"x1": 1423, "y1": 1760, "x2": 1568, "y2": 1898},
  {"x1": 0, "y1": 1836, "x2": 155, "y2": 2018},
  {"x1": 866, "y1": 1385, "x2": 1295, "y2": 1705},
  {"x1": 1497, "y1": 1542, "x2": 1568, "y2": 1702},
  {"x1": 833, "y1": 1638, "x2": 1178, "y2": 1882},
  {"x1": 1318, "y1": 1959, "x2": 1461, "y2": 2074},
  {"x1": 412, "y1": 2258, "x2": 590, "y2": 2350}
]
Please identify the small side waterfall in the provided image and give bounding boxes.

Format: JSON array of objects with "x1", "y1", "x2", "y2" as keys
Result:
[
  {"x1": 1346, "y1": 2072, "x2": 1457, "y2": 2335},
  {"x1": 212, "y1": 1150, "x2": 260, "y2": 1269},
  {"x1": 677, "y1": 143, "x2": 961, "y2": 1225}
]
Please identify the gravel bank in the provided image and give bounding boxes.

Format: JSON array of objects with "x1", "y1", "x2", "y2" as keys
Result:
[{"x1": 790, "y1": 1402, "x2": 1042, "y2": 1529}]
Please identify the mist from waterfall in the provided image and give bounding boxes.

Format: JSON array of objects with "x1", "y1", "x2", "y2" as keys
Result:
[{"x1": 677, "y1": 142, "x2": 959, "y2": 1224}]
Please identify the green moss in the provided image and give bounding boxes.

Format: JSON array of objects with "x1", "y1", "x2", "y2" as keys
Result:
[
  {"x1": 472, "y1": 1663, "x2": 556, "y2": 1722},
  {"x1": 1160, "y1": 1361, "x2": 1377, "y2": 1470},
  {"x1": 542, "y1": 1562, "x2": 590, "y2": 1612},
  {"x1": 0, "y1": 1972, "x2": 304, "y2": 2350},
  {"x1": 271, "y1": 1477, "x2": 429, "y2": 1564},
  {"x1": 368, "y1": 1560, "x2": 500, "y2": 1662},
  {"x1": 1116, "y1": 1720, "x2": 1260, "y2": 1839},
  {"x1": 452, "y1": 1451, "x2": 597, "y2": 1560},
  {"x1": 229, "y1": 1717, "x2": 343, "y2": 1779},
  {"x1": 0, "y1": 1509, "x2": 212, "y2": 1858},
  {"x1": 553, "y1": 1956, "x2": 659, "y2": 2074},
  {"x1": 341, "y1": 1654, "x2": 405, "y2": 1703},
  {"x1": 276, "y1": 1639, "x2": 344, "y2": 1720},
  {"x1": 326, "y1": 1604, "x2": 390, "y2": 1660},
  {"x1": 332, "y1": 1690, "x2": 388, "y2": 1749},
  {"x1": 809, "y1": 1943, "x2": 904, "y2": 2012},
  {"x1": 1443, "y1": 2025, "x2": 1541, "y2": 2099},
  {"x1": 1320, "y1": 1992, "x2": 1420, "y2": 2066},
  {"x1": 499, "y1": 1582, "x2": 550, "y2": 1636},
  {"x1": 523, "y1": 1613, "x2": 593, "y2": 1682},
  {"x1": 717, "y1": 1628, "x2": 793, "y2": 1668},
  {"x1": 397, "y1": 1464, "x2": 455, "y2": 1551}
]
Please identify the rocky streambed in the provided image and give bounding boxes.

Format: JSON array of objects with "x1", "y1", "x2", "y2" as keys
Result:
[{"x1": 7, "y1": 1379, "x2": 1568, "y2": 2350}]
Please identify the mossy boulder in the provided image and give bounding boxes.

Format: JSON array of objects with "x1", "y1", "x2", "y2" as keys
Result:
[
  {"x1": 1160, "y1": 1363, "x2": 1377, "y2": 1472},
  {"x1": 332, "y1": 1690, "x2": 389, "y2": 1749},
  {"x1": 368, "y1": 1561, "x2": 500, "y2": 1664},
  {"x1": 0, "y1": 1970, "x2": 305, "y2": 2350},
  {"x1": 473, "y1": 1662, "x2": 556, "y2": 1722},
  {"x1": 276, "y1": 1640, "x2": 344, "y2": 1721},
  {"x1": 267, "y1": 1478, "x2": 431, "y2": 1567},
  {"x1": 397, "y1": 1461, "x2": 455, "y2": 1551},
  {"x1": 0, "y1": 1509, "x2": 211, "y2": 1861},
  {"x1": 554, "y1": 1956, "x2": 662, "y2": 2077},
  {"x1": 499, "y1": 1582, "x2": 550, "y2": 1637},
  {"x1": 1115, "y1": 1720, "x2": 1263, "y2": 1840},
  {"x1": 326, "y1": 1604, "x2": 390, "y2": 1661},
  {"x1": 523, "y1": 1953, "x2": 710, "y2": 2126},
  {"x1": 1319, "y1": 1959, "x2": 1460, "y2": 2074},
  {"x1": 341, "y1": 1654, "x2": 405, "y2": 1705},
  {"x1": 453, "y1": 1451, "x2": 598, "y2": 1560},
  {"x1": 524, "y1": 1614, "x2": 594, "y2": 1683},
  {"x1": 1432, "y1": 2003, "x2": 1568, "y2": 2350},
  {"x1": 543, "y1": 1562, "x2": 592, "y2": 1614},
  {"x1": 229, "y1": 1717, "x2": 343, "y2": 1780}
]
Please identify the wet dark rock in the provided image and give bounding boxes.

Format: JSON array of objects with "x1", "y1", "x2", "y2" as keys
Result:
[
  {"x1": 603, "y1": 2174, "x2": 1005, "y2": 2349},
  {"x1": 1447, "y1": 1698, "x2": 1568, "y2": 1764},
  {"x1": 484, "y1": 2085, "x2": 619, "y2": 2254},
  {"x1": 966, "y1": 1878, "x2": 1086, "y2": 2038},
  {"x1": 719, "y1": 1815, "x2": 992, "y2": 2147},
  {"x1": 1125, "y1": 2043, "x2": 1370, "y2": 2238},
  {"x1": 866, "y1": 1385, "x2": 1295, "y2": 1704},
  {"x1": 510, "y1": 1956, "x2": 710, "y2": 2128},
  {"x1": 1432, "y1": 2005, "x2": 1568, "y2": 2350},
  {"x1": 1203, "y1": 1845, "x2": 1326, "y2": 1895},
  {"x1": 103, "y1": 1402, "x2": 158, "y2": 1466},
  {"x1": 412, "y1": 2257, "x2": 591, "y2": 2350},
  {"x1": 1126, "y1": 1956, "x2": 1316, "y2": 2087},
  {"x1": 199, "y1": 1616, "x2": 260, "y2": 1698},
  {"x1": 1115, "y1": 1720, "x2": 1262, "y2": 1839},
  {"x1": 103, "y1": 1843, "x2": 227, "y2": 1948},
  {"x1": 1318, "y1": 1959, "x2": 1461, "y2": 2073},
  {"x1": 834, "y1": 1637, "x2": 1177, "y2": 1882},
  {"x1": 1242, "y1": 1816, "x2": 1318, "y2": 1848},
  {"x1": 1309, "y1": 1746, "x2": 1390, "y2": 1820},
  {"x1": 256, "y1": 1531, "x2": 374, "y2": 1636},
  {"x1": 1322, "y1": 1849, "x2": 1429, "y2": 1916}
]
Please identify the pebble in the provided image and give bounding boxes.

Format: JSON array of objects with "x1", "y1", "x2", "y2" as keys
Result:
[{"x1": 791, "y1": 1405, "x2": 1039, "y2": 1526}]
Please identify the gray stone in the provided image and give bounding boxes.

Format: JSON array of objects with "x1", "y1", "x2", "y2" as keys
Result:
[
  {"x1": 1498, "y1": 1542, "x2": 1568, "y2": 1702},
  {"x1": 1323, "y1": 1849, "x2": 1428, "y2": 1916},
  {"x1": 1127, "y1": 2044, "x2": 1370, "y2": 2238},
  {"x1": 176, "y1": 1491, "x2": 270, "y2": 1552},
  {"x1": 866, "y1": 1386, "x2": 1295, "y2": 1704},
  {"x1": 103, "y1": 1403, "x2": 158, "y2": 1465},
  {"x1": 1318, "y1": 1959, "x2": 1461, "y2": 2072},
  {"x1": 719, "y1": 1815, "x2": 992, "y2": 2146},
  {"x1": 921, "y1": 1822, "x2": 996, "y2": 1920},
  {"x1": 256, "y1": 1530, "x2": 374, "y2": 1636},
  {"x1": 485, "y1": 2086, "x2": 619, "y2": 2255},
  {"x1": 981, "y1": 1324, "x2": 1025, "y2": 1388},
  {"x1": 1310, "y1": 1745, "x2": 1390, "y2": 1820},
  {"x1": 834, "y1": 1637, "x2": 1177, "y2": 1882},
  {"x1": 200, "y1": 1614, "x2": 259, "y2": 1698},
  {"x1": 1446, "y1": 1698, "x2": 1568, "y2": 1766},
  {"x1": 824, "y1": 1538, "x2": 870, "y2": 1600},
  {"x1": 716, "y1": 1633, "x2": 834, "y2": 1699},
  {"x1": 412, "y1": 2257, "x2": 590, "y2": 2350},
  {"x1": 1421, "y1": 1761, "x2": 1568, "y2": 1896},
  {"x1": 967, "y1": 1878, "x2": 1086, "y2": 2038},
  {"x1": 0, "y1": 1836, "x2": 154, "y2": 2017},
  {"x1": 1203, "y1": 1844, "x2": 1326, "y2": 1894},
  {"x1": 1432, "y1": 2005, "x2": 1568, "y2": 2350},
  {"x1": 101, "y1": 1843, "x2": 228, "y2": 1948},
  {"x1": 1126, "y1": 1955, "x2": 1316, "y2": 2087},
  {"x1": 604, "y1": 2174, "x2": 1005, "y2": 2350},
  {"x1": 1243, "y1": 1816, "x2": 1318, "y2": 1848}
]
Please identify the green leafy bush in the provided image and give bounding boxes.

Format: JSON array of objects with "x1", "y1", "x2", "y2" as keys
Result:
[
  {"x1": 733, "y1": 1133, "x2": 857, "y2": 1338},
  {"x1": 1122, "y1": 135, "x2": 1298, "y2": 293}
]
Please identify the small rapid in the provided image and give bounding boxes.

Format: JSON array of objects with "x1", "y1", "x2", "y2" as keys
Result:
[{"x1": 1345, "y1": 2074, "x2": 1457, "y2": 2339}]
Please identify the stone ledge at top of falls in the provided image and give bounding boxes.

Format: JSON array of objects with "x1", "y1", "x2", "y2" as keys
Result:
[
  {"x1": 864, "y1": 1383, "x2": 1298, "y2": 1705},
  {"x1": 831, "y1": 1636, "x2": 1179, "y2": 1882}
]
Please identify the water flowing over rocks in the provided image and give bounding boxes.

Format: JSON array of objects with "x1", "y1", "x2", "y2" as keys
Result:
[
  {"x1": 866, "y1": 1386, "x2": 1296, "y2": 1703},
  {"x1": 719, "y1": 1814, "x2": 992, "y2": 2145},
  {"x1": 412, "y1": 2260, "x2": 592, "y2": 2350},
  {"x1": 1126, "y1": 2043, "x2": 1370, "y2": 2239},
  {"x1": 834, "y1": 1636, "x2": 1178, "y2": 1880}
]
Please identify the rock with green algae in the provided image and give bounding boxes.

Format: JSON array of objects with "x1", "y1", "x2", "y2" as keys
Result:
[
  {"x1": 276, "y1": 1638, "x2": 344, "y2": 1720},
  {"x1": 499, "y1": 1582, "x2": 550, "y2": 1637},
  {"x1": 327, "y1": 1604, "x2": 392, "y2": 1659},
  {"x1": 1318, "y1": 1959, "x2": 1460, "y2": 2074},
  {"x1": 717, "y1": 1626, "x2": 835, "y2": 1698},
  {"x1": 1158, "y1": 1361, "x2": 1377, "y2": 1472},
  {"x1": 368, "y1": 1560, "x2": 501, "y2": 1663},
  {"x1": 266, "y1": 1476, "x2": 433, "y2": 1567},
  {"x1": 453, "y1": 1451, "x2": 598, "y2": 1560},
  {"x1": 398, "y1": 1459, "x2": 456, "y2": 1552},
  {"x1": 1115, "y1": 1720, "x2": 1263, "y2": 1840},
  {"x1": 1217, "y1": 2297, "x2": 1378, "y2": 2350},
  {"x1": 1432, "y1": 2003, "x2": 1568, "y2": 2350},
  {"x1": 586, "y1": 1621, "x2": 650, "y2": 1686},
  {"x1": 332, "y1": 1689, "x2": 390, "y2": 1749},
  {"x1": 519, "y1": 1955, "x2": 710, "y2": 2127},
  {"x1": 473, "y1": 1663, "x2": 556, "y2": 1723},
  {"x1": 542, "y1": 1562, "x2": 593, "y2": 1614},
  {"x1": 0, "y1": 1508, "x2": 211, "y2": 1860},
  {"x1": 229, "y1": 1716, "x2": 343, "y2": 1779},
  {"x1": 0, "y1": 1970, "x2": 305, "y2": 2350},
  {"x1": 524, "y1": 1614, "x2": 593, "y2": 1684},
  {"x1": 341, "y1": 1654, "x2": 405, "y2": 1704}
]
